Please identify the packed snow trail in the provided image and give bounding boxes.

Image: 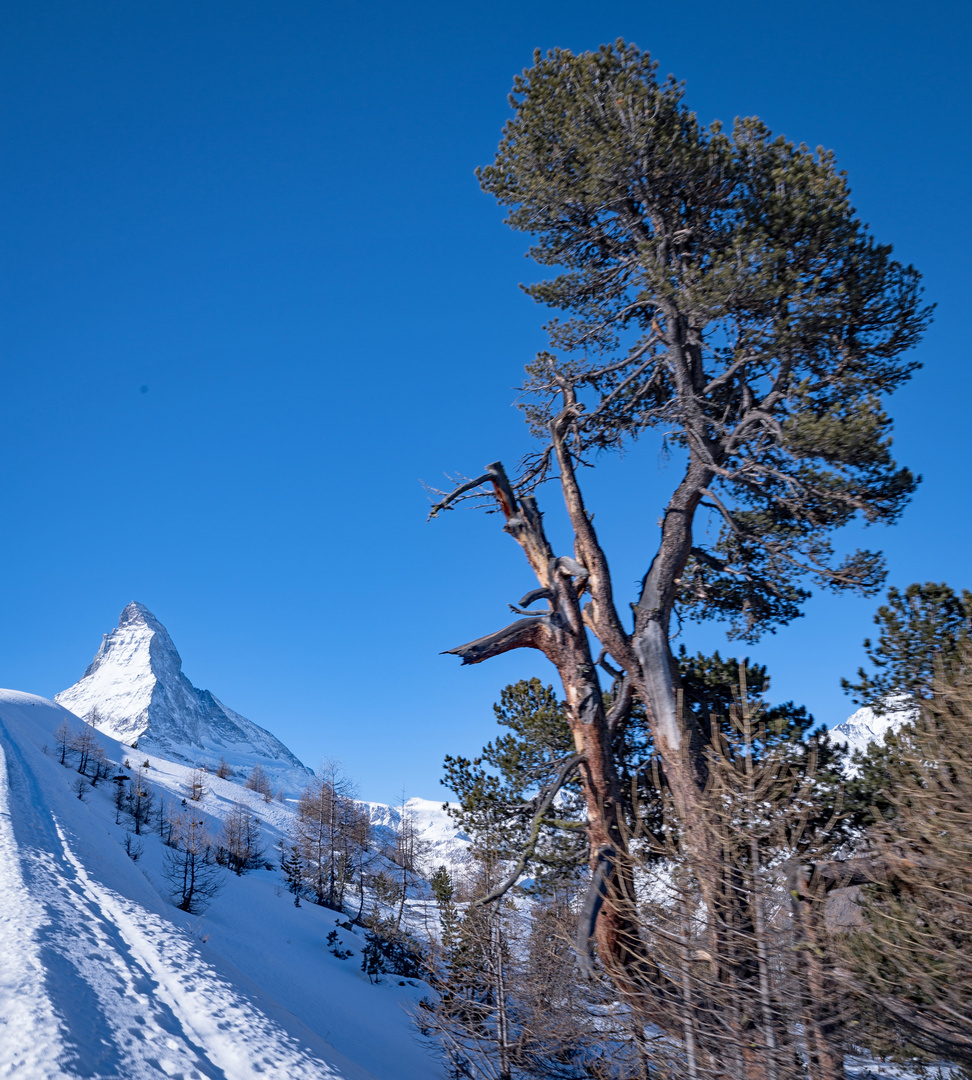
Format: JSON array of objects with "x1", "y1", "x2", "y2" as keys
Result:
[
  {"x1": 0, "y1": 692, "x2": 361, "y2": 1079},
  {"x1": 0, "y1": 724, "x2": 66, "y2": 1076}
]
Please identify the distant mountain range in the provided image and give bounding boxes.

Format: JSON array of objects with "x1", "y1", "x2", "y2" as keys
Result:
[{"x1": 55, "y1": 601, "x2": 312, "y2": 785}]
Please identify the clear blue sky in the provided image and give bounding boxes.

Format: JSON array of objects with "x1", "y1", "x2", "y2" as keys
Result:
[{"x1": 1, "y1": 0, "x2": 969, "y2": 803}]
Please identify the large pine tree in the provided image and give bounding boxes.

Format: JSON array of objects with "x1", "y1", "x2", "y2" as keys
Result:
[{"x1": 431, "y1": 39, "x2": 930, "y2": 1006}]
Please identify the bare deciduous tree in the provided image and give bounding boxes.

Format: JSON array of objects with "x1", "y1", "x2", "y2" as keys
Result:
[
  {"x1": 244, "y1": 763, "x2": 273, "y2": 801},
  {"x1": 126, "y1": 765, "x2": 154, "y2": 836},
  {"x1": 162, "y1": 808, "x2": 223, "y2": 914},
  {"x1": 184, "y1": 768, "x2": 207, "y2": 802},
  {"x1": 53, "y1": 719, "x2": 72, "y2": 765},
  {"x1": 218, "y1": 802, "x2": 264, "y2": 875}
]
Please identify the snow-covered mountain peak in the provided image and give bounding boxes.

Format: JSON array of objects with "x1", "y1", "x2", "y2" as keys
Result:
[
  {"x1": 365, "y1": 796, "x2": 471, "y2": 874},
  {"x1": 56, "y1": 604, "x2": 311, "y2": 784},
  {"x1": 119, "y1": 599, "x2": 163, "y2": 629},
  {"x1": 830, "y1": 695, "x2": 915, "y2": 767}
]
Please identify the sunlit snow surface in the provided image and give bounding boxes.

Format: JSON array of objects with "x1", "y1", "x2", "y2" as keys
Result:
[{"x1": 0, "y1": 688, "x2": 443, "y2": 1080}]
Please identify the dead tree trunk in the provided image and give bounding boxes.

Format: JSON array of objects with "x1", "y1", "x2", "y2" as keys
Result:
[
  {"x1": 438, "y1": 460, "x2": 653, "y2": 992},
  {"x1": 432, "y1": 417, "x2": 714, "y2": 1002}
]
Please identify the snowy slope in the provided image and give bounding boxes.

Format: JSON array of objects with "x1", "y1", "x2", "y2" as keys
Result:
[
  {"x1": 55, "y1": 602, "x2": 312, "y2": 789},
  {"x1": 0, "y1": 688, "x2": 443, "y2": 1080}
]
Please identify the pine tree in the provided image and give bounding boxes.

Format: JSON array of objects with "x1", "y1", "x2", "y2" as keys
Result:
[
  {"x1": 444, "y1": 656, "x2": 843, "y2": 898},
  {"x1": 360, "y1": 905, "x2": 387, "y2": 984},
  {"x1": 112, "y1": 773, "x2": 127, "y2": 824},
  {"x1": 842, "y1": 581, "x2": 971, "y2": 706},
  {"x1": 443, "y1": 678, "x2": 587, "y2": 893},
  {"x1": 430, "y1": 39, "x2": 930, "y2": 1003},
  {"x1": 281, "y1": 843, "x2": 303, "y2": 906}
]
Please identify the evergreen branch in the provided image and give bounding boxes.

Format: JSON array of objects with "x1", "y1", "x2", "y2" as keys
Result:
[{"x1": 472, "y1": 752, "x2": 586, "y2": 907}]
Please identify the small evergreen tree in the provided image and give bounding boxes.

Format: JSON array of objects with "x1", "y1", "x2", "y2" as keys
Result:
[
  {"x1": 361, "y1": 905, "x2": 387, "y2": 984},
  {"x1": 360, "y1": 904, "x2": 424, "y2": 984},
  {"x1": 112, "y1": 773, "x2": 127, "y2": 824},
  {"x1": 281, "y1": 843, "x2": 303, "y2": 906}
]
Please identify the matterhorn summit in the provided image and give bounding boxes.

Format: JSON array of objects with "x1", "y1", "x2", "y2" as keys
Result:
[{"x1": 56, "y1": 601, "x2": 311, "y2": 779}]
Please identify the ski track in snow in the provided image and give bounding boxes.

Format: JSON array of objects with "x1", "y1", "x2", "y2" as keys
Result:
[
  {"x1": 0, "y1": 713, "x2": 345, "y2": 1080},
  {"x1": 0, "y1": 738, "x2": 66, "y2": 1076}
]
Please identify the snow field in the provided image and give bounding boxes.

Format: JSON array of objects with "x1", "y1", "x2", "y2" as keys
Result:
[{"x1": 0, "y1": 689, "x2": 444, "y2": 1080}]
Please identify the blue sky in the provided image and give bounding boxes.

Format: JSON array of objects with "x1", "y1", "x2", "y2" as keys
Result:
[{"x1": 1, "y1": 0, "x2": 969, "y2": 803}]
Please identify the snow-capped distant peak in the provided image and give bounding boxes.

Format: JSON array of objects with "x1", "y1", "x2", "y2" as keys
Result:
[
  {"x1": 830, "y1": 695, "x2": 915, "y2": 767},
  {"x1": 365, "y1": 797, "x2": 471, "y2": 874},
  {"x1": 55, "y1": 603, "x2": 311, "y2": 782}
]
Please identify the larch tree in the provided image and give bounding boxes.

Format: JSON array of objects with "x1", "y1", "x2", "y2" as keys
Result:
[
  {"x1": 184, "y1": 768, "x2": 207, "y2": 802},
  {"x1": 127, "y1": 764, "x2": 154, "y2": 836},
  {"x1": 430, "y1": 41, "x2": 929, "y2": 1010},
  {"x1": 53, "y1": 719, "x2": 73, "y2": 765},
  {"x1": 72, "y1": 723, "x2": 98, "y2": 776},
  {"x1": 218, "y1": 801, "x2": 264, "y2": 875},
  {"x1": 291, "y1": 762, "x2": 358, "y2": 909},
  {"x1": 163, "y1": 807, "x2": 223, "y2": 915},
  {"x1": 244, "y1": 763, "x2": 273, "y2": 801}
]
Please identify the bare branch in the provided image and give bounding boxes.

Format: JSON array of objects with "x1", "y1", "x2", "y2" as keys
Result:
[
  {"x1": 516, "y1": 587, "x2": 553, "y2": 608},
  {"x1": 443, "y1": 615, "x2": 556, "y2": 666},
  {"x1": 426, "y1": 472, "x2": 494, "y2": 520},
  {"x1": 606, "y1": 676, "x2": 635, "y2": 734},
  {"x1": 574, "y1": 844, "x2": 616, "y2": 973}
]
